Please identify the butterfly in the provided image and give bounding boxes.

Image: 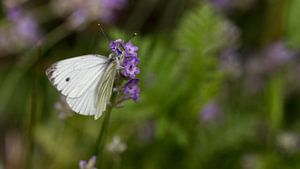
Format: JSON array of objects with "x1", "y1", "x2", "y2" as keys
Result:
[{"x1": 46, "y1": 52, "x2": 124, "y2": 120}]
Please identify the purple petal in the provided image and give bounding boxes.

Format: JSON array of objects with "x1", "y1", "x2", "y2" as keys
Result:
[{"x1": 79, "y1": 160, "x2": 87, "y2": 169}]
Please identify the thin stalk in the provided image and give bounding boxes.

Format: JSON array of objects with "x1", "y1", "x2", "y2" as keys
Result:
[
  {"x1": 94, "y1": 93, "x2": 117, "y2": 158},
  {"x1": 25, "y1": 47, "x2": 41, "y2": 169},
  {"x1": 113, "y1": 155, "x2": 122, "y2": 169}
]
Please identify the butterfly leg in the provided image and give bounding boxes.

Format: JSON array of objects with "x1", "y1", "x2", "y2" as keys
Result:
[{"x1": 115, "y1": 57, "x2": 124, "y2": 70}]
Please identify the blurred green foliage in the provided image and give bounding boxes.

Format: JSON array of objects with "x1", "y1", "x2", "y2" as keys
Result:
[
  {"x1": 287, "y1": 0, "x2": 300, "y2": 48},
  {"x1": 1, "y1": 0, "x2": 300, "y2": 169}
]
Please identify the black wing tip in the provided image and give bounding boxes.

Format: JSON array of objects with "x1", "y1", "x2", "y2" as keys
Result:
[{"x1": 45, "y1": 63, "x2": 57, "y2": 83}]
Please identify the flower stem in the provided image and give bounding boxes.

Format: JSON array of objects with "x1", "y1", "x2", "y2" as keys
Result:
[
  {"x1": 25, "y1": 46, "x2": 42, "y2": 169},
  {"x1": 94, "y1": 93, "x2": 117, "y2": 161}
]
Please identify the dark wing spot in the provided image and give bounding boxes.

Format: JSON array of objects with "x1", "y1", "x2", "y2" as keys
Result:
[{"x1": 65, "y1": 77, "x2": 70, "y2": 82}]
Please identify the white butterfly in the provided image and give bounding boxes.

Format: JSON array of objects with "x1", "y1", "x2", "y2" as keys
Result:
[{"x1": 46, "y1": 54, "x2": 121, "y2": 119}]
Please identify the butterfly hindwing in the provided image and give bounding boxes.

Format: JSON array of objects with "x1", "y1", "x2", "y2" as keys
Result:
[
  {"x1": 46, "y1": 55, "x2": 108, "y2": 98},
  {"x1": 66, "y1": 76, "x2": 100, "y2": 116},
  {"x1": 65, "y1": 60, "x2": 116, "y2": 119},
  {"x1": 95, "y1": 61, "x2": 117, "y2": 119}
]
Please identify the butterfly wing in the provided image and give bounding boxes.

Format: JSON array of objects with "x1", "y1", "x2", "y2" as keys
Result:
[
  {"x1": 46, "y1": 55, "x2": 108, "y2": 98},
  {"x1": 95, "y1": 61, "x2": 117, "y2": 119},
  {"x1": 65, "y1": 75, "x2": 100, "y2": 116},
  {"x1": 66, "y1": 60, "x2": 117, "y2": 119}
]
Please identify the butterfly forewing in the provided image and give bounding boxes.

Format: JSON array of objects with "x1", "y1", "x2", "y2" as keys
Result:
[{"x1": 46, "y1": 55, "x2": 108, "y2": 98}]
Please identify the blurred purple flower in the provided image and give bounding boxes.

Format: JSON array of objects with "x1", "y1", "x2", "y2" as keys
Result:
[
  {"x1": 53, "y1": 0, "x2": 127, "y2": 29},
  {"x1": 123, "y1": 79, "x2": 140, "y2": 101},
  {"x1": 200, "y1": 101, "x2": 221, "y2": 122},
  {"x1": 15, "y1": 15, "x2": 41, "y2": 44},
  {"x1": 246, "y1": 41, "x2": 294, "y2": 77},
  {"x1": 211, "y1": 0, "x2": 232, "y2": 11},
  {"x1": 242, "y1": 41, "x2": 295, "y2": 93},
  {"x1": 102, "y1": 0, "x2": 127, "y2": 9},
  {"x1": 67, "y1": 8, "x2": 89, "y2": 29},
  {"x1": 6, "y1": 6, "x2": 22, "y2": 22},
  {"x1": 5, "y1": 6, "x2": 41, "y2": 45},
  {"x1": 244, "y1": 75, "x2": 265, "y2": 94},
  {"x1": 0, "y1": 29, "x2": 10, "y2": 54},
  {"x1": 220, "y1": 48, "x2": 242, "y2": 77},
  {"x1": 137, "y1": 120, "x2": 155, "y2": 143},
  {"x1": 79, "y1": 156, "x2": 97, "y2": 169},
  {"x1": 54, "y1": 96, "x2": 73, "y2": 120},
  {"x1": 265, "y1": 41, "x2": 294, "y2": 65},
  {"x1": 100, "y1": 0, "x2": 127, "y2": 23},
  {"x1": 223, "y1": 21, "x2": 240, "y2": 48},
  {"x1": 0, "y1": 5, "x2": 42, "y2": 55}
]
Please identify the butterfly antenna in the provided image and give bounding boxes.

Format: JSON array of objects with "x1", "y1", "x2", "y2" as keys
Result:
[
  {"x1": 97, "y1": 24, "x2": 111, "y2": 44},
  {"x1": 126, "y1": 32, "x2": 138, "y2": 42}
]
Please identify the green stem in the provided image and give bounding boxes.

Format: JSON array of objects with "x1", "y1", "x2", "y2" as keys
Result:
[
  {"x1": 94, "y1": 105, "x2": 112, "y2": 155},
  {"x1": 267, "y1": 72, "x2": 284, "y2": 132},
  {"x1": 94, "y1": 93, "x2": 117, "y2": 159},
  {"x1": 25, "y1": 47, "x2": 41, "y2": 169}
]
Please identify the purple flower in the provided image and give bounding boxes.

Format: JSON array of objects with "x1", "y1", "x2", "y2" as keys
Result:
[
  {"x1": 15, "y1": 15, "x2": 41, "y2": 44},
  {"x1": 245, "y1": 41, "x2": 295, "y2": 78},
  {"x1": 137, "y1": 121, "x2": 155, "y2": 143},
  {"x1": 79, "y1": 156, "x2": 97, "y2": 169},
  {"x1": 123, "y1": 79, "x2": 140, "y2": 101},
  {"x1": 54, "y1": 96, "x2": 73, "y2": 120},
  {"x1": 125, "y1": 42, "x2": 138, "y2": 56},
  {"x1": 200, "y1": 101, "x2": 221, "y2": 122},
  {"x1": 102, "y1": 0, "x2": 127, "y2": 9},
  {"x1": 121, "y1": 42, "x2": 140, "y2": 78},
  {"x1": 124, "y1": 55, "x2": 139, "y2": 65},
  {"x1": 67, "y1": 8, "x2": 89, "y2": 29},
  {"x1": 79, "y1": 161, "x2": 87, "y2": 169},
  {"x1": 122, "y1": 63, "x2": 140, "y2": 79},
  {"x1": 110, "y1": 39, "x2": 124, "y2": 55},
  {"x1": 5, "y1": 6, "x2": 41, "y2": 45},
  {"x1": 110, "y1": 39, "x2": 140, "y2": 101},
  {"x1": 220, "y1": 48, "x2": 242, "y2": 77},
  {"x1": 6, "y1": 6, "x2": 22, "y2": 22},
  {"x1": 101, "y1": 0, "x2": 127, "y2": 23},
  {"x1": 121, "y1": 41, "x2": 140, "y2": 100},
  {"x1": 0, "y1": 5, "x2": 43, "y2": 54},
  {"x1": 211, "y1": 0, "x2": 232, "y2": 11},
  {"x1": 52, "y1": 0, "x2": 127, "y2": 26},
  {"x1": 265, "y1": 41, "x2": 294, "y2": 65},
  {"x1": 123, "y1": 65, "x2": 140, "y2": 78}
]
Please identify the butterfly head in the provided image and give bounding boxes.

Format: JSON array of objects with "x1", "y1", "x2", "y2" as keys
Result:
[{"x1": 109, "y1": 39, "x2": 137, "y2": 71}]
